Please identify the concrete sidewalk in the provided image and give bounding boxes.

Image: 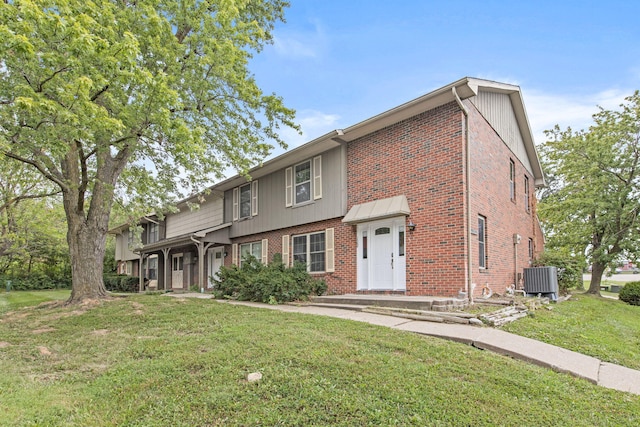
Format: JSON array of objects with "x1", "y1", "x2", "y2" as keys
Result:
[{"x1": 167, "y1": 294, "x2": 640, "y2": 395}]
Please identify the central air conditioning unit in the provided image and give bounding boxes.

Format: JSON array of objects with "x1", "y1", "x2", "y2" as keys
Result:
[{"x1": 523, "y1": 266, "x2": 558, "y2": 301}]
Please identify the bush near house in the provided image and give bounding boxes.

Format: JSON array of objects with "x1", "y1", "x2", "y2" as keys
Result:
[
  {"x1": 619, "y1": 281, "x2": 640, "y2": 306},
  {"x1": 103, "y1": 274, "x2": 140, "y2": 293},
  {"x1": 213, "y1": 254, "x2": 327, "y2": 303}
]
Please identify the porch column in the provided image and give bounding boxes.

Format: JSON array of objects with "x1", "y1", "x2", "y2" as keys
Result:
[{"x1": 162, "y1": 248, "x2": 170, "y2": 291}]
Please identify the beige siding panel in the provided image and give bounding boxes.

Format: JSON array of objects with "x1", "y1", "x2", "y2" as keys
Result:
[
  {"x1": 226, "y1": 146, "x2": 346, "y2": 238},
  {"x1": 166, "y1": 194, "x2": 224, "y2": 238},
  {"x1": 471, "y1": 91, "x2": 533, "y2": 173},
  {"x1": 115, "y1": 230, "x2": 139, "y2": 261}
]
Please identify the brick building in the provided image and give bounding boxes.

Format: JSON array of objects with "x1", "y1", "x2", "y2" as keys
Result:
[{"x1": 112, "y1": 77, "x2": 545, "y2": 299}]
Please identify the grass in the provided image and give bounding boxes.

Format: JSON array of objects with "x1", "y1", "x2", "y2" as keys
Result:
[
  {"x1": 0, "y1": 289, "x2": 70, "y2": 314},
  {"x1": 1, "y1": 291, "x2": 639, "y2": 426},
  {"x1": 502, "y1": 293, "x2": 640, "y2": 370}
]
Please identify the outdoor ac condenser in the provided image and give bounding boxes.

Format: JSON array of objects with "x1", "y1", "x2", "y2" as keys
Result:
[{"x1": 523, "y1": 266, "x2": 559, "y2": 300}]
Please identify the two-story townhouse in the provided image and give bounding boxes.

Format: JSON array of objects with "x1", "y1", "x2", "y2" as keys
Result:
[{"x1": 111, "y1": 77, "x2": 545, "y2": 299}]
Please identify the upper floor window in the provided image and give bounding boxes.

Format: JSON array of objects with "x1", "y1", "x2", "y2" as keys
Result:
[
  {"x1": 148, "y1": 222, "x2": 159, "y2": 243},
  {"x1": 509, "y1": 159, "x2": 516, "y2": 202},
  {"x1": 295, "y1": 160, "x2": 311, "y2": 204},
  {"x1": 232, "y1": 180, "x2": 258, "y2": 221},
  {"x1": 528, "y1": 238, "x2": 534, "y2": 261},
  {"x1": 239, "y1": 183, "x2": 252, "y2": 219},
  {"x1": 524, "y1": 175, "x2": 531, "y2": 213},
  {"x1": 285, "y1": 156, "x2": 322, "y2": 207}
]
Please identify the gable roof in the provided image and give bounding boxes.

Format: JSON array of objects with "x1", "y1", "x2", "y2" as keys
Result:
[{"x1": 216, "y1": 77, "x2": 544, "y2": 191}]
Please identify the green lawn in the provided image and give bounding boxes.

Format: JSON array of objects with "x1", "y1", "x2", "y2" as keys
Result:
[
  {"x1": 502, "y1": 293, "x2": 640, "y2": 371},
  {"x1": 1, "y1": 291, "x2": 639, "y2": 426}
]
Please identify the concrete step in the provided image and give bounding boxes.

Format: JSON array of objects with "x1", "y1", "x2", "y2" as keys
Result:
[{"x1": 310, "y1": 295, "x2": 467, "y2": 312}]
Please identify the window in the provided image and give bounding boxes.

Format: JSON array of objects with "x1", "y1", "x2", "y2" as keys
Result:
[
  {"x1": 528, "y1": 238, "x2": 534, "y2": 261},
  {"x1": 239, "y1": 183, "x2": 251, "y2": 219},
  {"x1": 240, "y1": 241, "x2": 262, "y2": 266},
  {"x1": 478, "y1": 215, "x2": 487, "y2": 269},
  {"x1": 362, "y1": 231, "x2": 368, "y2": 259},
  {"x1": 127, "y1": 229, "x2": 134, "y2": 246},
  {"x1": 293, "y1": 231, "x2": 325, "y2": 272},
  {"x1": 285, "y1": 156, "x2": 322, "y2": 207},
  {"x1": 126, "y1": 261, "x2": 133, "y2": 275},
  {"x1": 524, "y1": 175, "x2": 530, "y2": 213},
  {"x1": 295, "y1": 160, "x2": 311, "y2": 204},
  {"x1": 509, "y1": 159, "x2": 516, "y2": 202},
  {"x1": 148, "y1": 223, "x2": 159, "y2": 243},
  {"x1": 232, "y1": 180, "x2": 258, "y2": 220},
  {"x1": 398, "y1": 227, "x2": 405, "y2": 257},
  {"x1": 147, "y1": 256, "x2": 158, "y2": 280}
]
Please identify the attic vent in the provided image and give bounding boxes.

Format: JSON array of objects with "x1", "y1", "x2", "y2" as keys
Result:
[{"x1": 523, "y1": 266, "x2": 558, "y2": 300}]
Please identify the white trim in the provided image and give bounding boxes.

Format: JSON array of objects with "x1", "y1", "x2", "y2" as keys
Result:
[
  {"x1": 313, "y1": 155, "x2": 322, "y2": 200},
  {"x1": 232, "y1": 243, "x2": 238, "y2": 266},
  {"x1": 325, "y1": 228, "x2": 334, "y2": 272},
  {"x1": 261, "y1": 238, "x2": 268, "y2": 264},
  {"x1": 252, "y1": 180, "x2": 259, "y2": 216},
  {"x1": 285, "y1": 167, "x2": 293, "y2": 207},
  {"x1": 232, "y1": 188, "x2": 239, "y2": 221},
  {"x1": 282, "y1": 235, "x2": 290, "y2": 267}
]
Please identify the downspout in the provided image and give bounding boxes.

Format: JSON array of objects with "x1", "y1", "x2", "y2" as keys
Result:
[{"x1": 452, "y1": 87, "x2": 473, "y2": 305}]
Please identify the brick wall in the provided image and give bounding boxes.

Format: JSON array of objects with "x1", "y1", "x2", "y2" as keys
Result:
[
  {"x1": 347, "y1": 102, "x2": 468, "y2": 296},
  {"x1": 467, "y1": 100, "x2": 543, "y2": 297}
]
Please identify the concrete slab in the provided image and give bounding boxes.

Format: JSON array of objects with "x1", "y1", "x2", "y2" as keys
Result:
[{"x1": 598, "y1": 363, "x2": 640, "y2": 394}]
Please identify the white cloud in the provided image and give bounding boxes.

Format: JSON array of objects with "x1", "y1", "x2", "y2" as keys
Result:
[
  {"x1": 272, "y1": 20, "x2": 327, "y2": 60},
  {"x1": 525, "y1": 88, "x2": 631, "y2": 145},
  {"x1": 276, "y1": 109, "x2": 341, "y2": 152}
]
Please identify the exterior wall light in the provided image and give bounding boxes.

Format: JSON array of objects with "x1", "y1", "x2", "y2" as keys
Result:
[{"x1": 407, "y1": 220, "x2": 417, "y2": 232}]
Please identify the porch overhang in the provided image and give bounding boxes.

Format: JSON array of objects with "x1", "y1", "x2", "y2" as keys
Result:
[
  {"x1": 342, "y1": 195, "x2": 410, "y2": 224},
  {"x1": 138, "y1": 222, "x2": 232, "y2": 253}
]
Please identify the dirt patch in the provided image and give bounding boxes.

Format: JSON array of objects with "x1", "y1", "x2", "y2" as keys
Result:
[
  {"x1": 32, "y1": 327, "x2": 56, "y2": 334},
  {"x1": 0, "y1": 341, "x2": 10, "y2": 348},
  {"x1": 91, "y1": 329, "x2": 110, "y2": 336},
  {"x1": 37, "y1": 346, "x2": 52, "y2": 356}
]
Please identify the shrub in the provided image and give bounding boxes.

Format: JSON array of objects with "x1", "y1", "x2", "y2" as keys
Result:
[
  {"x1": 0, "y1": 273, "x2": 71, "y2": 290},
  {"x1": 103, "y1": 274, "x2": 140, "y2": 293},
  {"x1": 212, "y1": 254, "x2": 326, "y2": 303},
  {"x1": 619, "y1": 281, "x2": 640, "y2": 306}
]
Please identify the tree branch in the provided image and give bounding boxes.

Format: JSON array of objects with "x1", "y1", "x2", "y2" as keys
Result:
[{"x1": 3, "y1": 152, "x2": 68, "y2": 192}]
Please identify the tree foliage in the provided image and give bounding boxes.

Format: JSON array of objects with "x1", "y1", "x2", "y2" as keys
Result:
[
  {"x1": 0, "y1": 0, "x2": 297, "y2": 303},
  {"x1": 539, "y1": 92, "x2": 640, "y2": 295}
]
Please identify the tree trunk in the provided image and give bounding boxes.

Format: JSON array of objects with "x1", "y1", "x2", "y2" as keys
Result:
[
  {"x1": 66, "y1": 212, "x2": 108, "y2": 303},
  {"x1": 586, "y1": 260, "x2": 604, "y2": 296}
]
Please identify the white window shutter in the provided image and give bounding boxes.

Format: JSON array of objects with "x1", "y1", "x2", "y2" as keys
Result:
[
  {"x1": 252, "y1": 180, "x2": 259, "y2": 216},
  {"x1": 325, "y1": 228, "x2": 335, "y2": 272},
  {"x1": 232, "y1": 188, "x2": 239, "y2": 221},
  {"x1": 313, "y1": 156, "x2": 322, "y2": 200},
  {"x1": 261, "y1": 239, "x2": 268, "y2": 264},
  {"x1": 232, "y1": 243, "x2": 238, "y2": 266},
  {"x1": 285, "y1": 167, "x2": 293, "y2": 207},
  {"x1": 282, "y1": 235, "x2": 290, "y2": 267}
]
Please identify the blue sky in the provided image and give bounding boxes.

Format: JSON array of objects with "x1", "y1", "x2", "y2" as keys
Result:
[{"x1": 249, "y1": 0, "x2": 640, "y2": 156}]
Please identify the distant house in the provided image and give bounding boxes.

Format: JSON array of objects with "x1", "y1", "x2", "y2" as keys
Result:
[{"x1": 110, "y1": 77, "x2": 545, "y2": 298}]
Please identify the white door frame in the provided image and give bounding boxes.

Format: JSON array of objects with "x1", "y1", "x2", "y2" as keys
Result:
[
  {"x1": 172, "y1": 253, "x2": 184, "y2": 289},
  {"x1": 207, "y1": 246, "x2": 225, "y2": 288},
  {"x1": 357, "y1": 217, "x2": 406, "y2": 291}
]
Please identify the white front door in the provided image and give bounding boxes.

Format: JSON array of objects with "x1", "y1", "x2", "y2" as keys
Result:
[
  {"x1": 172, "y1": 253, "x2": 184, "y2": 289},
  {"x1": 357, "y1": 218, "x2": 406, "y2": 291},
  {"x1": 207, "y1": 247, "x2": 224, "y2": 288}
]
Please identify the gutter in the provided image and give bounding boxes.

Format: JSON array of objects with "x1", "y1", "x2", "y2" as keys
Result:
[{"x1": 452, "y1": 87, "x2": 473, "y2": 305}]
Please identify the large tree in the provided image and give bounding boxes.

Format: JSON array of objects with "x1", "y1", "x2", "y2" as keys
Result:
[
  {"x1": 0, "y1": 0, "x2": 297, "y2": 303},
  {"x1": 539, "y1": 91, "x2": 640, "y2": 295}
]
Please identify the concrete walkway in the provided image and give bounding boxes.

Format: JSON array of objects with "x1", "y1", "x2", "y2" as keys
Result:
[{"x1": 167, "y1": 293, "x2": 640, "y2": 395}]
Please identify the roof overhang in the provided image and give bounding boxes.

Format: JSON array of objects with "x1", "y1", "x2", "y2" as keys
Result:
[
  {"x1": 138, "y1": 223, "x2": 232, "y2": 252},
  {"x1": 342, "y1": 195, "x2": 410, "y2": 224}
]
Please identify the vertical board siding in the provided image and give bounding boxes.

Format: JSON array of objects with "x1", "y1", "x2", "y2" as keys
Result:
[
  {"x1": 470, "y1": 91, "x2": 534, "y2": 173},
  {"x1": 225, "y1": 146, "x2": 345, "y2": 238},
  {"x1": 166, "y1": 194, "x2": 224, "y2": 238}
]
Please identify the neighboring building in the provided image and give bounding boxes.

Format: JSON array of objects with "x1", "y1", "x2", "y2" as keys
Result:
[{"x1": 110, "y1": 77, "x2": 545, "y2": 298}]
